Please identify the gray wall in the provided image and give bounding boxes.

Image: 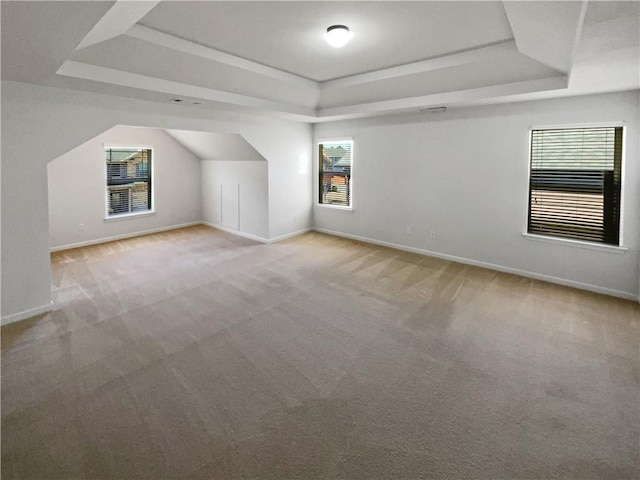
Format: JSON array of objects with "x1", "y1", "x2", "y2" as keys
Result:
[
  {"x1": 314, "y1": 91, "x2": 640, "y2": 299},
  {"x1": 48, "y1": 125, "x2": 202, "y2": 249},
  {"x1": 1, "y1": 81, "x2": 313, "y2": 323},
  {"x1": 1, "y1": 80, "x2": 637, "y2": 324},
  {"x1": 201, "y1": 160, "x2": 269, "y2": 240}
]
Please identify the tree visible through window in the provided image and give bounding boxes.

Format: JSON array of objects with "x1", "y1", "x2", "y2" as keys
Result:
[
  {"x1": 105, "y1": 148, "x2": 152, "y2": 216},
  {"x1": 319, "y1": 141, "x2": 352, "y2": 207},
  {"x1": 528, "y1": 127, "x2": 623, "y2": 245}
]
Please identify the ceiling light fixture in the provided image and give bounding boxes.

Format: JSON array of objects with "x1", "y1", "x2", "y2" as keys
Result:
[{"x1": 325, "y1": 25, "x2": 353, "y2": 48}]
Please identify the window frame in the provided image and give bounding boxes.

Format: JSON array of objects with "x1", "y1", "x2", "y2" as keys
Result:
[
  {"x1": 103, "y1": 144, "x2": 155, "y2": 220},
  {"x1": 524, "y1": 123, "x2": 626, "y2": 249},
  {"x1": 316, "y1": 138, "x2": 354, "y2": 211}
]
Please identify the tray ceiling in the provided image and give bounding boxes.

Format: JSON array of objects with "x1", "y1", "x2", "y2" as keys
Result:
[
  {"x1": 139, "y1": 1, "x2": 514, "y2": 82},
  {"x1": 2, "y1": 1, "x2": 638, "y2": 122}
]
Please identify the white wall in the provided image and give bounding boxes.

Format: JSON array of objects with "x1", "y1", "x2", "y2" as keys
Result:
[
  {"x1": 201, "y1": 160, "x2": 269, "y2": 240},
  {"x1": 48, "y1": 125, "x2": 202, "y2": 249},
  {"x1": 164, "y1": 130, "x2": 267, "y2": 162},
  {"x1": 266, "y1": 136, "x2": 313, "y2": 240},
  {"x1": 2, "y1": 80, "x2": 636, "y2": 325},
  {"x1": 163, "y1": 121, "x2": 313, "y2": 241},
  {"x1": 164, "y1": 129, "x2": 272, "y2": 240},
  {"x1": 1, "y1": 81, "x2": 313, "y2": 323},
  {"x1": 314, "y1": 91, "x2": 640, "y2": 299}
]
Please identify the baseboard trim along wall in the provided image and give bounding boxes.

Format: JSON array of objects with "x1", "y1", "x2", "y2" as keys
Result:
[
  {"x1": 2, "y1": 301, "x2": 54, "y2": 326},
  {"x1": 49, "y1": 221, "x2": 202, "y2": 252},
  {"x1": 268, "y1": 228, "x2": 313, "y2": 244},
  {"x1": 5, "y1": 223, "x2": 311, "y2": 327},
  {"x1": 36, "y1": 222, "x2": 639, "y2": 319},
  {"x1": 202, "y1": 222, "x2": 312, "y2": 244},
  {"x1": 202, "y1": 222, "x2": 270, "y2": 243},
  {"x1": 50, "y1": 220, "x2": 313, "y2": 252},
  {"x1": 313, "y1": 227, "x2": 638, "y2": 302}
]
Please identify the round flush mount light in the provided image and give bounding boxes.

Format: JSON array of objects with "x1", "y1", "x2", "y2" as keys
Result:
[{"x1": 325, "y1": 25, "x2": 353, "y2": 48}]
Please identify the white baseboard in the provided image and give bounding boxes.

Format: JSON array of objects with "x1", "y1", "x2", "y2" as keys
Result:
[
  {"x1": 50, "y1": 220, "x2": 311, "y2": 251},
  {"x1": 41, "y1": 223, "x2": 640, "y2": 309},
  {"x1": 202, "y1": 222, "x2": 270, "y2": 243},
  {"x1": 50, "y1": 221, "x2": 202, "y2": 252},
  {"x1": 2, "y1": 301, "x2": 54, "y2": 326},
  {"x1": 202, "y1": 222, "x2": 311, "y2": 244},
  {"x1": 313, "y1": 227, "x2": 637, "y2": 301},
  {"x1": 269, "y1": 227, "x2": 313, "y2": 243}
]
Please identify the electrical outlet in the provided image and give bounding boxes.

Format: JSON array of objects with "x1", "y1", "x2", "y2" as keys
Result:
[
  {"x1": 293, "y1": 216, "x2": 297, "y2": 224},
  {"x1": 78, "y1": 223, "x2": 85, "y2": 231},
  {"x1": 406, "y1": 226, "x2": 412, "y2": 235},
  {"x1": 429, "y1": 230, "x2": 436, "y2": 239}
]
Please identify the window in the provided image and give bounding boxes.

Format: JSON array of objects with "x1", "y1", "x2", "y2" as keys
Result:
[
  {"x1": 318, "y1": 140, "x2": 352, "y2": 207},
  {"x1": 528, "y1": 126, "x2": 623, "y2": 245},
  {"x1": 105, "y1": 148, "x2": 152, "y2": 217}
]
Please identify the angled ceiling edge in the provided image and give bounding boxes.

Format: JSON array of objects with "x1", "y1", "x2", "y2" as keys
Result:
[
  {"x1": 75, "y1": 0, "x2": 161, "y2": 50},
  {"x1": 503, "y1": 0, "x2": 588, "y2": 74},
  {"x1": 163, "y1": 129, "x2": 268, "y2": 162}
]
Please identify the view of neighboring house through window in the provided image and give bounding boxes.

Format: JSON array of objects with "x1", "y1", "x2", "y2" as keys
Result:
[
  {"x1": 528, "y1": 126, "x2": 623, "y2": 245},
  {"x1": 105, "y1": 148, "x2": 152, "y2": 216},
  {"x1": 318, "y1": 140, "x2": 352, "y2": 207}
]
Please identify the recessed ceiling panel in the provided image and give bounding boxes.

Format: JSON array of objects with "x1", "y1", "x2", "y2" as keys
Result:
[
  {"x1": 139, "y1": 1, "x2": 513, "y2": 81},
  {"x1": 319, "y1": 54, "x2": 565, "y2": 109},
  {"x1": 70, "y1": 36, "x2": 319, "y2": 108},
  {"x1": 2, "y1": 1, "x2": 636, "y2": 121}
]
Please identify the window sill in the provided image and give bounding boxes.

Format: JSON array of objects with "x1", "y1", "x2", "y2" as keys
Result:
[
  {"x1": 522, "y1": 233, "x2": 627, "y2": 254},
  {"x1": 315, "y1": 204, "x2": 353, "y2": 212},
  {"x1": 104, "y1": 211, "x2": 156, "y2": 222}
]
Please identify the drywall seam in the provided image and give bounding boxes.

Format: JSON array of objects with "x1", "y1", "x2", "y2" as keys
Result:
[{"x1": 313, "y1": 227, "x2": 637, "y2": 301}]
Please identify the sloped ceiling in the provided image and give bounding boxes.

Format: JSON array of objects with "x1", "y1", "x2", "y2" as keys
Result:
[
  {"x1": 164, "y1": 129, "x2": 267, "y2": 162},
  {"x1": 2, "y1": 1, "x2": 638, "y2": 122}
]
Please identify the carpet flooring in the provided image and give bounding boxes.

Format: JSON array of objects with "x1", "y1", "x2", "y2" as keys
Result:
[{"x1": 2, "y1": 225, "x2": 639, "y2": 479}]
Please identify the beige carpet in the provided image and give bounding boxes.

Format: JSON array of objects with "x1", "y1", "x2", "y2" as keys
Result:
[{"x1": 2, "y1": 225, "x2": 639, "y2": 479}]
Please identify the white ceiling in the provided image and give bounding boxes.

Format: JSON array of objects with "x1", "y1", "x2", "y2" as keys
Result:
[
  {"x1": 2, "y1": 1, "x2": 638, "y2": 122},
  {"x1": 164, "y1": 129, "x2": 267, "y2": 162},
  {"x1": 139, "y1": 1, "x2": 514, "y2": 81}
]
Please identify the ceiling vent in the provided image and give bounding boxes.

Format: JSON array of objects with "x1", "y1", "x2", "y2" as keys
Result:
[{"x1": 421, "y1": 106, "x2": 447, "y2": 114}]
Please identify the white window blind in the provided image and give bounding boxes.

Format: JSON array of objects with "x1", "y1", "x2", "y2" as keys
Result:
[
  {"x1": 319, "y1": 141, "x2": 352, "y2": 207},
  {"x1": 105, "y1": 148, "x2": 152, "y2": 216}
]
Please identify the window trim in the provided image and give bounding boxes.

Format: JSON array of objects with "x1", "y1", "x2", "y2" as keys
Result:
[
  {"x1": 315, "y1": 138, "x2": 354, "y2": 211},
  {"x1": 104, "y1": 210, "x2": 156, "y2": 222},
  {"x1": 524, "y1": 124, "x2": 626, "y2": 248},
  {"x1": 522, "y1": 232, "x2": 627, "y2": 254},
  {"x1": 103, "y1": 144, "x2": 155, "y2": 220}
]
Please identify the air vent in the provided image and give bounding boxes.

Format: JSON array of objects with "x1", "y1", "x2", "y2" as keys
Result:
[{"x1": 421, "y1": 106, "x2": 447, "y2": 114}]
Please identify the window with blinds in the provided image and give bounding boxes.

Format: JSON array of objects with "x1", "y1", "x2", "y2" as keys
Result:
[
  {"x1": 528, "y1": 127, "x2": 623, "y2": 245},
  {"x1": 105, "y1": 148, "x2": 152, "y2": 217},
  {"x1": 319, "y1": 141, "x2": 352, "y2": 207}
]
